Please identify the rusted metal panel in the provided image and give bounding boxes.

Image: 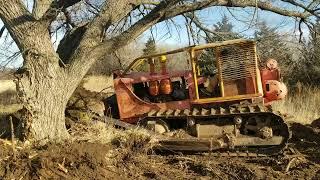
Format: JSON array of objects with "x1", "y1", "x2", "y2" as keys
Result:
[{"x1": 114, "y1": 79, "x2": 190, "y2": 121}]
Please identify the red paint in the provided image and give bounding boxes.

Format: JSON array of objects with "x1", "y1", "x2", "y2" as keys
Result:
[
  {"x1": 260, "y1": 68, "x2": 287, "y2": 103},
  {"x1": 114, "y1": 64, "x2": 286, "y2": 123}
]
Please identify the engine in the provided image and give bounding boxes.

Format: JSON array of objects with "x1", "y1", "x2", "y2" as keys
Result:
[{"x1": 260, "y1": 59, "x2": 288, "y2": 103}]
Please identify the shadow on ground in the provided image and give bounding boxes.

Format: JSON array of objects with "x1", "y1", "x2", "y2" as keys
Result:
[
  {"x1": 289, "y1": 120, "x2": 320, "y2": 165},
  {"x1": 0, "y1": 120, "x2": 320, "y2": 179}
]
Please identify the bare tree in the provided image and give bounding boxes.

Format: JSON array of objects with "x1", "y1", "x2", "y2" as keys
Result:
[{"x1": 0, "y1": 0, "x2": 318, "y2": 142}]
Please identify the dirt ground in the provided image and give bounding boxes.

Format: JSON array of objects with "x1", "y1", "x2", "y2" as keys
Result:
[{"x1": 0, "y1": 121, "x2": 319, "y2": 180}]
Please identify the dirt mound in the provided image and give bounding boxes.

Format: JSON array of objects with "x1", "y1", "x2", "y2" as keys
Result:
[
  {"x1": 0, "y1": 122, "x2": 154, "y2": 179},
  {"x1": 66, "y1": 86, "x2": 108, "y2": 122},
  {"x1": 290, "y1": 122, "x2": 320, "y2": 144},
  {"x1": 0, "y1": 122, "x2": 320, "y2": 179},
  {"x1": 289, "y1": 121, "x2": 320, "y2": 166},
  {"x1": 0, "y1": 142, "x2": 120, "y2": 179},
  {"x1": 311, "y1": 118, "x2": 320, "y2": 129}
]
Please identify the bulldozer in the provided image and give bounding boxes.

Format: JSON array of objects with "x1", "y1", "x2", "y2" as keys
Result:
[{"x1": 105, "y1": 39, "x2": 290, "y2": 154}]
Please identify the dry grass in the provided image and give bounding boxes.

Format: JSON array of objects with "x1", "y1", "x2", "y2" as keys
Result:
[
  {"x1": 82, "y1": 75, "x2": 114, "y2": 94},
  {"x1": 0, "y1": 104, "x2": 22, "y2": 115},
  {"x1": 273, "y1": 85, "x2": 320, "y2": 124},
  {"x1": 0, "y1": 80, "x2": 15, "y2": 94},
  {"x1": 69, "y1": 120, "x2": 155, "y2": 150}
]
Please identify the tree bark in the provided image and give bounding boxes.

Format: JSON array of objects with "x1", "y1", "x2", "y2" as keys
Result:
[
  {"x1": 17, "y1": 78, "x2": 70, "y2": 141},
  {"x1": 16, "y1": 54, "x2": 72, "y2": 142}
]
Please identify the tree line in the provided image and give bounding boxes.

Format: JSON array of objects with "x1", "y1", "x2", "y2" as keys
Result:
[{"x1": 102, "y1": 15, "x2": 320, "y2": 87}]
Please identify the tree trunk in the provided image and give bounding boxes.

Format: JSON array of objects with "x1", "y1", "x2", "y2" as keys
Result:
[{"x1": 16, "y1": 55, "x2": 74, "y2": 142}]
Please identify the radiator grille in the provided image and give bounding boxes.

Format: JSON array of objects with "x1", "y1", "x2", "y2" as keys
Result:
[{"x1": 217, "y1": 42, "x2": 257, "y2": 83}]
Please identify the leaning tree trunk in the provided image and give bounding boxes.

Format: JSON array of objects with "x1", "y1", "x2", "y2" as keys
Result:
[
  {"x1": 16, "y1": 56, "x2": 74, "y2": 142},
  {"x1": 0, "y1": 0, "x2": 77, "y2": 142}
]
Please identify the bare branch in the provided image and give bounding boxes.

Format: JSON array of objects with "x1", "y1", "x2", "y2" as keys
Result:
[
  {"x1": 184, "y1": 13, "x2": 229, "y2": 41},
  {"x1": 32, "y1": 0, "x2": 54, "y2": 19},
  {"x1": 0, "y1": 0, "x2": 37, "y2": 50},
  {"x1": 65, "y1": 0, "x2": 144, "y2": 71},
  {"x1": 298, "y1": 18, "x2": 304, "y2": 42},
  {"x1": 105, "y1": 0, "x2": 181, "y2": 51},
  {"x1": 56, "y1": 25, "x2": 87, "y2": 63},
  {"x1": 84, "y1": 0, "x2": 101, "y2": 14},
  {"x1": 0, "y1": 0, "x2": 63, "y2": 69},
  {"x1": 78, "y1": 0, "x2": 314, "y2": 64},
  {"x1": 281, "y1": 0, "x2": 320, "y2": 19},
  {"x1": 0, "y1": 26, "x2": 5, "y2": 38},
  {"x1": 62, "y1": 8, "x2": 76, "y2": 28},
  {"x1": 163, "y1": 0, "x2": 311, "y2": 22},
  {"x1": 40, "y1": 0, "x2": 82, "y2": 23}
]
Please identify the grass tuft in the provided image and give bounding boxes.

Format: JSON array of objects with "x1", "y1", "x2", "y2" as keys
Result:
[
  {"x1": 69, "y1": 120, "x2": 154, "y2": 149},
  {"x1": 273, "y1": 85, "x2": 320, "y2": 124}
]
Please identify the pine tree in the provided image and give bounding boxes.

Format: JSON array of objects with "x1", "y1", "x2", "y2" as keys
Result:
[
  {"x1": 254, "y1": 21, "x2": 292, "y2": 66},
  {"x1": 199, "y1": 15, "x2": 239, "y2": 75},
  {"x1": 143, "y1": 37, "x2": 157, "y2": 55},
  {"x1": 308, "y1": 20, "x2": 320, "y2": 67},
  {"x1": 209, "y1": 15, "x2": 239, "y2": 41},
  {"x1": 293, "y1": 20, "x2": 320, "y2": 85},
  {"x1": 137, "y1": 37, "x2": 157, "y2": 72}
]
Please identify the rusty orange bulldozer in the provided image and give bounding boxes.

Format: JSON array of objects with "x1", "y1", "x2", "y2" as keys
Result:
[{"x1": 105, "y1": 39, "x2": 290, "y2": 154}]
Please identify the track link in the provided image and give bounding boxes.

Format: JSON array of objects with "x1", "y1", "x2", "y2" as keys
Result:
[
  {"x1": 144, "y1": 104, "x2": 291, "y2": 156},
  {"x1": 100, "y1": 104, "x2": 290, "y2": 157}
]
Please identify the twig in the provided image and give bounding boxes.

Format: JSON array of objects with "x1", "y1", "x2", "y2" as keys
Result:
[
  {"x1": 9, "y1": 116, "x2": 16, "y2": 160},
  {"x1": 285, "y1": 157, "x2": 297, "y2": 173},
  {"x1": 0, "y1": 26, "x2": 5, "y2": 38},
  {"x1": 57, "y1": 157, "x2": 68, "y2": 173},
  {"x1": 18, "y1": 170, "x2": 28, "y2": 180},
  {"x1": 174, "y1": 156, "x2": 194, "y2": 162}
]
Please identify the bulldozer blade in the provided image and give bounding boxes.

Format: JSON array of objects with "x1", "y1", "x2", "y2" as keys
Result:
[
  {"x1": 156, "y1": 138, "x2": 223, "y2": 151},
  {"x1": 155, "y1": 136, "x2": 284, "y2": 152}
]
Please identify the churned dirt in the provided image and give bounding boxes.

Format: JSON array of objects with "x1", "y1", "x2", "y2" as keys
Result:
[{"x1": 0, "y1": 121, "x2": 320, "y2": 180}]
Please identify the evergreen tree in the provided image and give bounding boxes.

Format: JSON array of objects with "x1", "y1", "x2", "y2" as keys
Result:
[
  {"x1": 307, "y1": 20, "x2": 320, "y2": 74},
  {"x1": 292, "y1": 20, "x2": 320, "y2": 85},
  {"x1": 199, "y1": 15, "x2": 239, "y2": 75},
  {"x1": 143, "y1": 37, "x2": 157, "y2": 55},
  {"x1": 137, "y1": 37, "x2": 157, "y2": 72},
  {"x1": 254, "y1": 21, "x2": 292, "y2": 66},
  {"x1": 209, "y1": 15, "x2": 239, "y2": 41}
]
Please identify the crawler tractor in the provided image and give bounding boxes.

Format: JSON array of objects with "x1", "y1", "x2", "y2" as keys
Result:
[{"x1": 106, "y1": 39, "x2": 289, "y2": 154}]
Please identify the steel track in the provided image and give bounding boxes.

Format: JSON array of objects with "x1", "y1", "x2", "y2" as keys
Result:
[{"x1": 98, "y1": 104, "x2": 291, "y2": 157}]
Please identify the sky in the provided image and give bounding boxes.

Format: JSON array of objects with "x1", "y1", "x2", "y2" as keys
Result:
[
  {"x1": 143, "y1": 6, "x2": 309, "y2": 46},
  {"x1": 0, "y1": 1, "x2": 314, "y2": 68}
]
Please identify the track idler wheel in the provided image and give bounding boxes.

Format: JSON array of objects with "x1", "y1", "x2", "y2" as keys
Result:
[
  {"x1": 258, "y1": 126, "x2": 273, "y2": 139},
  {"x1": 140, "y1": 119, "x2": 170, "y2": 134},
  {"x1": 243, "y1": 115, "x2": 275, "y2": 139}
]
